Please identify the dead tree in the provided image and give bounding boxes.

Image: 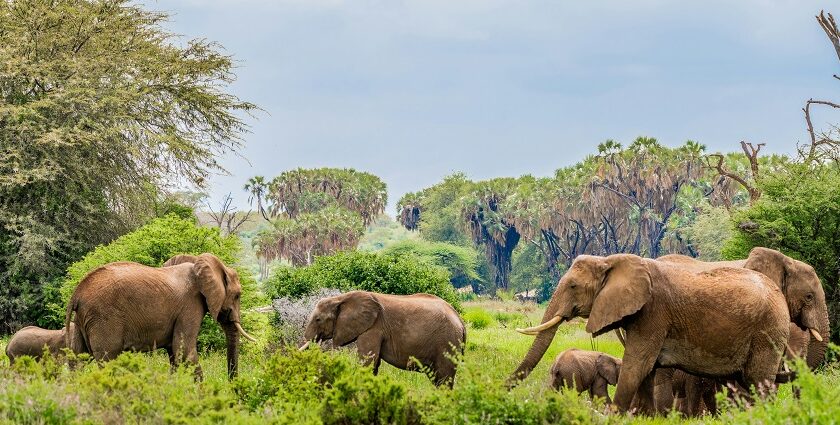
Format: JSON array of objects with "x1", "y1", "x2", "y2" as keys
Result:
[{"x1": 206, "y1": 193, "x2": 253, "y2": 236}]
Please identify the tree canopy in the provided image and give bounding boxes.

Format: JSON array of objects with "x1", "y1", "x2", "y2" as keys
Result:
[
  {"x1": 0, "y1": 0, "x2": 255, "y2": 332},
  {"x1": 251, "y1": 168, "x2": 386, "y2": 267}
]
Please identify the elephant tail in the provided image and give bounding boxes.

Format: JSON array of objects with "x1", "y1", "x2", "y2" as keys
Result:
[{"x1": 64, "y1": 296, "x2": 77, "y2": 351}]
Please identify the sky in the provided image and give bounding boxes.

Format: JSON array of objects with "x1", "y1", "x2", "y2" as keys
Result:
[{"x1": 155, "y1": 0, "x2": 840, "y2": 214}]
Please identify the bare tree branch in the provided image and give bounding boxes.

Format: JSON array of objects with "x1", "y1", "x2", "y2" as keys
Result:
[
  {"x1": 704, "y1": 152, "x2": 761, "y2": 205},
  {"x1": 817, "y1": 11, "x2": 840, "y2": 64}
]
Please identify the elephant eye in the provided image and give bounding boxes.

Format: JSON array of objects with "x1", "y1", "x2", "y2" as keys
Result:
[{"x1": 806, "y1": 293, "x2": 814, "y2": 301}]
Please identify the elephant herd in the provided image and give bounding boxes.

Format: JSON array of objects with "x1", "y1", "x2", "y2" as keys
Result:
[
  {"x1": 4, "y1": 247, "x2": 830, "y2": 418},
  {"x1": 512, "y1": 247, "x2": 829, "y2": 416}
]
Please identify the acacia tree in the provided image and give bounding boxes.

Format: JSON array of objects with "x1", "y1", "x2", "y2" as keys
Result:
[
  {"x1": 253, "y1": 168, "x2": 386, "y2": 266},
  {"x1": 0, "y1": 0, "x2": 255, "y2": 332}
]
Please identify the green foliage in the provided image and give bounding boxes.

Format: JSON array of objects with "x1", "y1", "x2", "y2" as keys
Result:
[
  {"x1": 254, "y1": 168, "x2": 387, "y2": 266},
  {"x1": 45, "y1": 215, "x2": 269, "y2": 351},
  {"x1": 397, "y1": 173, "x2": 473, "y2": 246},
  {"x1": 0, "y1": 0, "x2": 255, "y2": 333},
  {"x1": 681, "y1": 205, "x2": 733, "y2": 261},
  {"x1": 381, "y1": 239, "x2": 482, "y2": 288},
  {"x1": 722, "y1": 165, "x2": 840, "y2": 342},
  {"x1": 462, "y1": 307, "x2": 495, "y2": 329},
  {"x1": 357, "y1": 215, "x2": 418, "y2": 251},
  {"x1": 263, "y1": 250, "x2": 460, "y2": 310}
]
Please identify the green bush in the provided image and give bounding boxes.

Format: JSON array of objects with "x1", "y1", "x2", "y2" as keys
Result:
[
  {"x1": 47, "y1": 214, "x2": 270, "y2": 352},
  {"x1": 380, "y1": 239, "x2": 482, "y2": 288},
  {"x1": 462, "y1": 307, "x2": 495, "y2": 330},
  {"x1": 264, "y1": 250, "x2": 460, "y2": 310},
  {"x1": 233, "y1": 347, "x2": 419, "y2": 425}
]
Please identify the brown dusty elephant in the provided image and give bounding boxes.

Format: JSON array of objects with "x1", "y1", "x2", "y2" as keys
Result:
[
  {"x1": 299, "y1": 290, "x2": 466, "y2": 387},
  {"x1": 6, "y1": 324, "x2": 77, "y2": 362},
  {"x1": 64, "y1": 253, "x2": 255, "y2": 379},
  {"x1": 658, "y1": 247, "x2": 829, "y2": 368},
  {"x1": 509, "y1": 254, "x2": 790, "y2": 413},
  {"x1": 549, "y1": 348, "x2": 622, "y2": 404},
  {"x1": 659, "y1": 322, "x2": 811, "y2": 416}
]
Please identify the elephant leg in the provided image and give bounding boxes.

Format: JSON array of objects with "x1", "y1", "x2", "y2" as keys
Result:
[
  {"x1": 87, "y1": 324, "x2": 123, "y2": 362},
  {"x1": 171, "y1": 324, "x2": 201, "y2": 380},
  {"x1": 592, "y1": 375, "x2": 611, "y2": 404},
  {"x1": 433, "y1": 356, "x2": 457, "y2": 388},
  {"x1": 614, "y1": 326, "x2": 664, "y2": 413},
  {"x1": 743, "y1": 342, "x2": 781, "y2": 400},
  {"x1": 653, "y1": 368, "x2": 676, "y2": 413},
  {"x1": 355, "y1": 330, "x2": 382, "y2": 374}
]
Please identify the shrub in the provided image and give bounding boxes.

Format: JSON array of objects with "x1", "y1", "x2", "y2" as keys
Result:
[
  {"x1": 272, "y1": 288, "x2": 343, "y2": 345},
  {"x1": 380, "y1": 239, "x2": 482, "y2": 288},
  {"x1": 47, "y1": 214, "x2": 270, "y2": 352},
  {"x1": 264, "y1": 250, "x2": 460, "y2": 310},
  {"x1": 462, "y1": 308, "x2": 495, "y2": 330}
]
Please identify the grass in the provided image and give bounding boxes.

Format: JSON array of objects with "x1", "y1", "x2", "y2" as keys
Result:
[{"x1": 0, "y1": 300, "x2": 838, "y2": 424}]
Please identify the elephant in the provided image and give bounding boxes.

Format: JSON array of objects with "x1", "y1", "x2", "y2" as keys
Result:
[
  {"x1": 64, "y1": 253, "x2": 255, "y2": 379},
  {"x1": 509, "y1": 254, "x2": 790, "y2": 413},
  {"x1": 658, "y1": 247, "x2": 829, "y2": 368},
  {"x1": 657, "y1": 322, "x2": 811, "y2": 417},
  {"x1": 548, "y1": 348, "x2": 622, "y2": 404},
  {"x1": 6, "y1": 324, "x2": 77, "y2": 362},
  {"x1": 299, "y1": 290, "x2": 466, "y2": 387}
]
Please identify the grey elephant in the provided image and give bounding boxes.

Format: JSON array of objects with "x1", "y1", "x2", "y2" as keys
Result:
[
  {"x1": 64, "y1": 253, "x2": 255, "y2": 379},
  {"x1": 300, "y1": 290, "x2": 466, "y2": 387},
  {"x1": 509, "y1": 254, "x2": 790, "y2": 413},
  {"x1": 6, "y1": 324, "x2": 77, "y2": 362},
  {"x1": 549, "y1": 348, "x2": 622, "y2": 404}
]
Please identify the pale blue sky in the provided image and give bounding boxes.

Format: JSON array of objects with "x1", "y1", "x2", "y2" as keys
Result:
[{"x1": 156, "y1": 0, "x2": 840, "y2": 213}]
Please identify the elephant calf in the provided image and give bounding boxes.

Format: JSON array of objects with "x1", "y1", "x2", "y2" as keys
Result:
[
  {"x1": 549, "y1": 349, "x2": 621, "y2": 404},
  {"x1": 6, "y1": 324, "x2": 75, "y2": 362},
  {"x1": 300, "y1": 290, "x2": 466, "y2": 387}
]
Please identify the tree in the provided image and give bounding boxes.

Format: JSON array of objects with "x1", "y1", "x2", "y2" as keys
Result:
[
  {"x1": 205, "y1": 193, "x2": 253, "y2": 236},
  {"x1": 244, "y1": 176, "x2": 271, "y2": 221},
  {"x1": 460, "y1": 178, "x2": 522, "y2": 291},
  {"x1": 253, "y1": 168, "x2": 386, "y2": 266},
  {"x1": 0, "y1": 0, "x2": 255, "y2": 332},
  {"x1": 397, "y1": 173, "x2": 473, "y2": 246}
]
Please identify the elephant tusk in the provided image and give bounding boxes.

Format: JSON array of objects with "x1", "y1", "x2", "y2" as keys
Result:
[
  {"x1": 809, "y1": 328, "x2": 824, "y2": 342},
  {"x1": 299, "y1": 341, "x2": 310, "y2": 351},
  {"x1": 516, "y1": 316, "x2": 562, "y2": 335},
  {"x1": 234, "y1": 322, "x2": 257, "y2": 343}
]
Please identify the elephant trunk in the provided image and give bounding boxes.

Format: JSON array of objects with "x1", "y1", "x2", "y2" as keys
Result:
[
  {"x1": 507, "y1": 300, "x2": 563, "y2": 387},
  {"x1": 806, "y1": 307, "x2": 830, "y2": 369},
  {"x1": 223, "y1": 323, "x2": 240, "y2": 379}
]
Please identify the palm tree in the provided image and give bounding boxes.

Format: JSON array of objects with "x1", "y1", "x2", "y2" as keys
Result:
[{"x1": 244, "y1": 176, "x2": 270, "y2": 221}]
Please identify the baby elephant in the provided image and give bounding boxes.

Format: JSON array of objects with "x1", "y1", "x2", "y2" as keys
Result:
[
  {"x1": 300, "y1": 291, "x2": 466, "y2": 387},
  {"x1": 549, "y1": 349, "x2": 622, "y2": 403},
  {"x1": 6, "y1": 324, "x2": 75, "y2": 362}
]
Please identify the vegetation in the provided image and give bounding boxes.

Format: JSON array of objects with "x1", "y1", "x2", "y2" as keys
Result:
[
  {"x1": 2, "y1": 300, "x2": 837, "y2": 424},
  {"x1": 251, "y1": 168, "x2": 387, "y2": 267},
  {"x1": 45, "y1": 214, "x2": 270, "y2": 351},
  {"x1": 0, "y1": 0, "x2": 255, "y2": 333},
  {"x1": 380, "y1": 239, "x2": 482, "y2": 289},
  {"x1": 263, "y1": 250, "x2": 460, "y2": 310}
]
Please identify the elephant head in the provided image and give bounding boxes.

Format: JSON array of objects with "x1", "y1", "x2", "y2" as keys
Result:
[
  {"x1": 300, "y1": 291, "x2": 382, "y2": 349},
  {"x1": 509, "y1": 254, "x2": 651, "y2": 384},
  {"x1": 163, "y1": 253, "x2": 255, "y2": 378},
  {"x1": 596, "y1": 354, "x2": 622, "y2": 387},
  {"x1": 743, "y1": 247, "x2": 829, "y2": 368}
]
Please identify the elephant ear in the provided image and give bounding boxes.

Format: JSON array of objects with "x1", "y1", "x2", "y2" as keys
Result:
[
  {"x1": 333, "y1": 292, "x2": 382, "y2": 347},
  {"x1": 586, "y1": 254, "x2": 652, "y2": 336},
  {"x1": 596, "y1": 355, "x2": 620, "y2": 385},
  {"x1": 163, "y1": 254, "x2": 200, "y2": 267},
  {"x1": 744, "y1": 247, "x2": 788, "y2": 291},
  {"x1": 192, "y1": 253, "x2": 229, "y2": 321}
]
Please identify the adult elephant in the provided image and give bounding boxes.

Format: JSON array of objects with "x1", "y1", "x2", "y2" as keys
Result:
[
  {"x1": 64, "y1": 253, "x2": 256, "y2": 379},
  {"x1": 299, "y1": 291, "x2": 466, "y2": 387},
  {"x1": 508, "y1": 254, "x2": 790, "y2": 413},
  {"x1": 548, "y1": 349, "x2": 622, "y2": 404},
  {"x1": 659, "y1": 247, "x2": 829, "y2": 368}
]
